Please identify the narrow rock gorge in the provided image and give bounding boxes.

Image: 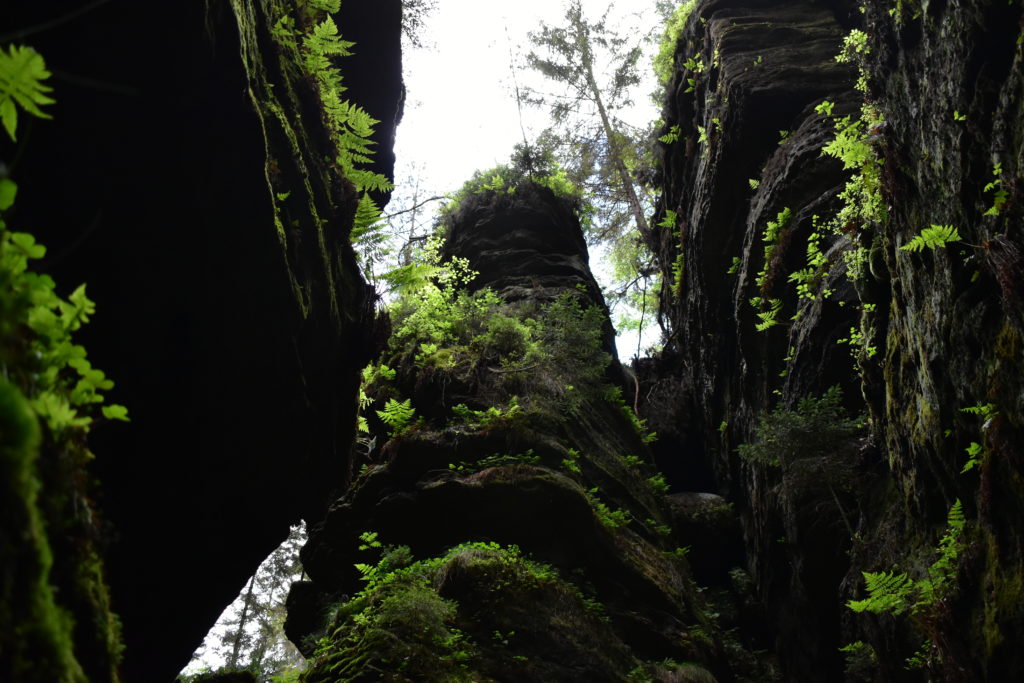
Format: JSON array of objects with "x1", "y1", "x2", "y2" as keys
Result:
[{"x1": 1, "y1": 0, "x2": 1022, "y2": 681}]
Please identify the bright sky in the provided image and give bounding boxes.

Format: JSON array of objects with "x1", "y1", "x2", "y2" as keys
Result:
[{"x1": 392, "y1": 0, "x2": 665, "y2": 359}]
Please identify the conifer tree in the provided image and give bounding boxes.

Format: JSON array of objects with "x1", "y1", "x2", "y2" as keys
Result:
[
  {"x1": 524, "y1": 0, "x2": 661, "y2": 351},
  {"x1": 182, "y1": 525, "x2": 307, "y2": 681},
  {"x1": 524, "y1": 0, "x2": 653, "y2": 244}
]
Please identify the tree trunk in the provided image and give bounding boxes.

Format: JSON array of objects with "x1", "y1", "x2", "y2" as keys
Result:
[
  {"x1": 227, "y1": 573, "x2": 257, "y2": 670},
  {"x1": 577, "y1": 20, "x2": 652, "y2": 243}
]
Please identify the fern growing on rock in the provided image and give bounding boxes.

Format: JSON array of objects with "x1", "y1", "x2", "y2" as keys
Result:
[
  {"x1": 0, "y1": 44, "x2": 54, "y2": 140},
  {"x1": 848, "y1": 499, "x2": 966, "y2": 615},
  {"x1": 899, "y1": 224, "x2": 961, "y2": 252}
]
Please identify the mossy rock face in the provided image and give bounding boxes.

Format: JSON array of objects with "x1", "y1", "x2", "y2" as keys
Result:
[
  {"x1": 293, "y1": 122, "x2": 777, "y2": 680},
  {"x1": 3, "y1": 1, "x2": 403, "y2": 680},
  {"x1": 645, "y1": 0, "x2": 1024, "y2": 679},
  {"x1": 302, "y1": 544, "x2": 637, "y2": 682}
]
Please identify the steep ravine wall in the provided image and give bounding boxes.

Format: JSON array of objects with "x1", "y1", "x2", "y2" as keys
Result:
[
  {"x1": 647, "y1": 0, "x2": 1023, "y2": 680},
  {"x1": 2, "y1": 2, "x2": 402, "y2": 680}
]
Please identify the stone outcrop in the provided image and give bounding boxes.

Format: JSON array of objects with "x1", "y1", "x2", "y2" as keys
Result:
[
  {"x1": 289, "y1": 182, "x2": 770, "y2": 681},
  {"x1": 2, "y1": 2, "x2": 402, "y2": 680},
  {"x1": 647, "y1": 0, "x2": 1024, "y2": 680}
]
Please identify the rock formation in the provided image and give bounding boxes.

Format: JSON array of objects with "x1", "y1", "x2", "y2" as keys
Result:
[
  {"x1": 1, "y1": 1, "x2": 401, "y2": 680},
  {"x1": 646, "y1": 0, "x2": 1024, "y2": 679},
  {"x1": 288, "y1": 180, "x2": 768, "y2": 681},
  {"x1": 3, "y1": 0, "x2": 1023, "y2": 681}
]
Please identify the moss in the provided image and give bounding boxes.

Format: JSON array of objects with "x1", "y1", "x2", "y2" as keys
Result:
[
  {"x1": 0, "y1": 378, "x2": 87, "y2": 683},
  {"x1": 302, "y1": 542, "x2": 638, "y2": 682},
  {"x1": 979, "y1": 530, "x2": 1024, "y2": 663},
  {"x1": 994, "y1": 322, "x2": 1021, "y2": 360}
]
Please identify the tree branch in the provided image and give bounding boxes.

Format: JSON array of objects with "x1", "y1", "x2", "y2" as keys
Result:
[{"x1": 384, "y1": 195, "x2": 448, "y2": 220}]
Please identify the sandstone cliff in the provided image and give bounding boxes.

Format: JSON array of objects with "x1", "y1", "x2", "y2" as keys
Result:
[
  {"x1": 1, "y1": 1, "x2": 402, "y2": 680},
  {"x1": 646, "y1": 0, "x2": 1024, "y2": 679}
]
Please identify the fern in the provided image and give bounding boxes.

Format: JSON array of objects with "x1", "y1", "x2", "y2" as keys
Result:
[
  {"x1": 849, "y1": 500, "x2": 966, "y2": 618},
  {"x1": 303, "y1": 16, "x2": 355, "y2": 60},
  {"x1": 983, "y1": 163, "x2": 1008, "y2": 216},
  {"x1": 960, "y1": 441, "x2": 983, "y2": 473},
  {"x1": 280, "y1": 9, "x2": 393, "y2": 248},
  {"x1": 916, "y1": 500, "x2": 964, "y2": 610},
  {"x1": 351, "y1": 193, "x2": 386, "y2": 248},
  {"x1": 755, "y1": 298, "x2": 782, "y2": 332},
  {"x1": 900, "y1": 224, "x2": 961, "y2": 252},
  {"x1": 0, "y1": 44, "x2": 55, "y2": 141},
  {"x1": 822, "y1": 116, "x2": 871, "y2": 170},
  {"x1": 376, "y1": 398, "x2": 416, "y2": 436},
  {"x1": 848, "y1": 570, "x2": 914, "y2": 615},
  {"x1": 961, "y1": 402, "x2": 998, "y2": 421}
]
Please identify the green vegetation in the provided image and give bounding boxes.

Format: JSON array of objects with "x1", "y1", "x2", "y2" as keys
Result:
[
  {"x1": 1, "y1": 46, "x2": 123, "y2": 682},
  {"x1": 524, "y1": 2, "x2": 661, "y2": 345},
  {"x1": 654, "y1": 2, "x2": 697, "y2": 84},
  {"x1": 438, "y1": 145, "x2": 586, "y2": 223},
  {"x1": 605, "y1": 386, "x2": 658, "y2": 443},
  {"x1": 983, "y1": 163, "x2": 1009, "y2": 216},
  {"x1": 787, "y1": 218, "x2": 827, "y2": 300},
  {"x1": 304, "y1": 540, "x2": 611, "y2": 682},
  {"x1": 959, "y1": 402, "x2": 998, "y2": 473},
  {"x1": 739, "y1": 387, "x2": 863, "y2": 534},
  {"x1": 261, "y1": 1, "x2": 392, "y2": 247},
  {"x1": 449, "y1": 450, "x2": 541, "y2": 475},
  {"x1": 451, "y1": 397, "x2": 523, "y2": 430},
  {"x1": 647, "y1": 473, "x2": 670, "y2": 494},
  {"x1": 754, "y1": 207, "x2": 792, "y2": 295},
  {"x1": 0, "y1": 44, "x2": 54, "y2": 140},
  {"x1": 753, "y1": 298, "x2": 783, "y2": 332},
  {"x1": 846, "y1": 501, "x2": 967, "y2": 670},
  {"x1": 586, "y1": 488, "x2": 632, "y2": 529},
  {"x1": 659, "y1": 124, "x2": 681, "y2": 144},
  {"x1": 899, "y1": 225, "x2": 961, "y2": 252},
  {"x1": 819, "y1": 34, "x2": 887, "y2": 287},
  {"x1": 376, "y1": 398, "x2": 418, "y2": 436},
  {"x1": 561, "y1": 447, "x2": 582, "y2": 473},
  {"x1": 309, "y1": 543, "x2": 476, "y2": 682},
  {"x1": 863, "y1": 502, "x2": 967, "y2": 612}
]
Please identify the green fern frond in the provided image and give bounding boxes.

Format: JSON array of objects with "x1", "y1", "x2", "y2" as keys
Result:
[
  {"x1": 946, "y1": 498, "x2": 965, "y2": 529},
  {"x1": 755, "y1": 298, "x2": 783, "y2": 332},
  {"x1": 900, "y1": 224, "x2": 961, "y2": 252},
  {"x1": 304, "y1": 17, "x2": 355, "y2": 57},
  {"x1": 0, "y1": 44, "x2": 55, "y2": 141},
  {"x1": 848, "y1": 570, "x2": 913, "y2": 615},
  {"x1": 916, "y1": 499, "x2": 966, "y2": 610},
  {"x1": 376, "y1": 398, "x2": 416, "y2": 436},
  {"x1": 351, "y1": 193, "x2": 385, "y2": 245},
  {"x1": 287, "y1": 8, "x2": 392, "y2": 247},
  {"x1": 961, "y1": 402, "x2": 998, "y2": 420},
  {"x1": 345, "y1": 167, "x2": 393, "y2": 194}
]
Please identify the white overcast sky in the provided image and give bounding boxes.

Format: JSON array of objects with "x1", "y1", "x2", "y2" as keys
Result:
[{"x1": 391, "y1": 0, "x2": 666, "y2": 358}]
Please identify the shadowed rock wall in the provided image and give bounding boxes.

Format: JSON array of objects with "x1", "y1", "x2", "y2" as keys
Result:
[
  {"x1": 2, "y1": 1, "x2": 402, "y2": 680},
  {"x1": 647, "y1": 0, "x2": 1024, "y2": 679}
]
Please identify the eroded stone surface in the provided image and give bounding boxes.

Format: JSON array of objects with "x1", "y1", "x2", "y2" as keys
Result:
[{"x1": 648, "y1": 0, "x2": 1024, "y2": 679}]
